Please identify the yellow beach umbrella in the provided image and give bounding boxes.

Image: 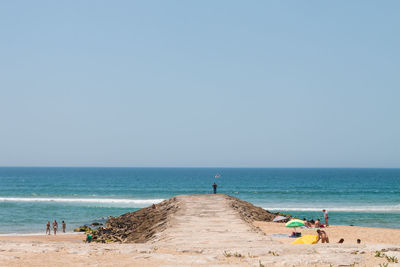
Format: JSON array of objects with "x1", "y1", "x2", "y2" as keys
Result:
[{"x1": 291, "y1": 234, "x2": 318, "y2": 245}]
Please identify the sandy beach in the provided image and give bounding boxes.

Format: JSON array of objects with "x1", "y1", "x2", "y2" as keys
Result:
[
  {"x1": 254, "y1": 221, "x2": 400, "y2": 245},
  {"x1": 0, "y1": 195, "x2": 399, "y2": 267},
  {"x1": 2, "y1": 0, "x2": 399, "y2": 265}
]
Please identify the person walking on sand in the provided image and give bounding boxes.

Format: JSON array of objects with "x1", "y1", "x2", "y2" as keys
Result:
[
  {"x1": 46, "y1": 221, "x2": 51, "y2": 235},
  {"x1": 212, "y1": 182, "x2": 217, "y2": 194},
  {"x1": 53, "y1": 220, "x2": 58, "y2": 235},
  {"x1": 62, "y1": 221, "x2": 66, "y2": 233},
  {"x1": 322, "y1": 209, "x2": 329, "y2": 227}
]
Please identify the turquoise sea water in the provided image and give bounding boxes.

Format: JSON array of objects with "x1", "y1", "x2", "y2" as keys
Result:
[{"x1": 0, "y1": 167, "x2": 399, "y2": 234}]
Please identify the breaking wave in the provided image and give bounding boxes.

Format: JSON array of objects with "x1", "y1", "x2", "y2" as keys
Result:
[
  {"x1": 263, "y1": 205, "x2": 400, "y2": 213},
  {"x1": 0, "y1": 197, "x2": 164, "y2": 206}
]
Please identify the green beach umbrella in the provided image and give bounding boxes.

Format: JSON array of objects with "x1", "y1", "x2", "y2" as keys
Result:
[{"x1": 285, "y1": 219, "x2": 305, "y2": 228}]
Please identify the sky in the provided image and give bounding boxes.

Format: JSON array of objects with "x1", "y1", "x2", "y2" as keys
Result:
[{"x1": 0, "y1": 1, "x2": 399, "y2": 167}]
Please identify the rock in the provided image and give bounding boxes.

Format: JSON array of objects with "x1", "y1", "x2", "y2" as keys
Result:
[
  {"x1": 93, "y1": 194, "x2": 282, "y2": 243},
  {"x1": 226, "y1": 195, "x2": 284, "y2": 223},
  {"x1": 73, "y1": 225, "x2": 92, "y2": 232},
  {"x1": 93, "y1": 197, "x2": 179, "y2": 243}
]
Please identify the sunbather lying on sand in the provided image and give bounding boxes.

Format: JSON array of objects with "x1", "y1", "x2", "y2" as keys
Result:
[
  {"x1": 314, "y1": 219, "x2": 326, "y2": 228},
  {"x1": 303, "y1": 219, "x2": 313, "y2": 227}
]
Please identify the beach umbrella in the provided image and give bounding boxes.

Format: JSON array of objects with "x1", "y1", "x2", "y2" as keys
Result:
[
  {"x1": 285, "y1": 219, "x2": 305, "y2": 228},
  {"x1": 291, "y1": 234, "x2": 318, "y2": 245},
  {"x1": 273, "y1": 216, "x2": 288, "y2": 222},
  {"x1": 285, "y1": 219, "x2": 305, "y2": 233}
]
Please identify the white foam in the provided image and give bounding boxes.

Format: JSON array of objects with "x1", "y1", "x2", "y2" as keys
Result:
[
  {"x1": 0, "y1": 197, "x2": 164, "y2": 205},
  {"x1": 263, "y1": 205, "x2": 400, "y2": 213}
]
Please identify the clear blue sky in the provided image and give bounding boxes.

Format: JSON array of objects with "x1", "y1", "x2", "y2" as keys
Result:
[{"x1": 1, "y1": 1, "x2": 399, "y2": 167}]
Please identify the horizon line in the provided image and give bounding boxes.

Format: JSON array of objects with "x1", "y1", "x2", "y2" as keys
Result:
[{"x1": 0, "y1": 166, "x2": 399, "y2": 169}]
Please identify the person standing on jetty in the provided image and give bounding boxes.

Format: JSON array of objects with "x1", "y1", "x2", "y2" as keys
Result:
[
  {"x1": 212, "y1": 182, "x2": 217, "y2": 194},
  {"x1": 323, "y1": 209, "x2": 329, "y2": 227}
]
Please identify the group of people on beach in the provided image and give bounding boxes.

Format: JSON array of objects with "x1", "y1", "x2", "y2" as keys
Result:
[
  {"x1": 46, "y1": 220, "x2": 66, "y2": 235},
  {"x1": 303, "y1": 209, "x2": 329, "y2": 228},
  {"x1": 317, "y1": 231, "x2": 361, "y2": 244},
  {"x1": 301, "y1": 210, "x2": 360, "y2": 244}
]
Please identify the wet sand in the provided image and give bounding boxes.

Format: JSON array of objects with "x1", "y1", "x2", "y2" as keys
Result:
[{"x1": 0, "y1": 233, "x2": 84, "y2": 243}]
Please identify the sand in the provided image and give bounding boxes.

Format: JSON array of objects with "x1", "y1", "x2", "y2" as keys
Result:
[
  {"x1": 254, "y1": 221, "x2": 400, "y2": 245},
  {"x1": 0, "y1": 194, "x2": 399, "y2": 267},
  {"x1": 0, "y1": 233, "x2": 84, "y2": 243}
]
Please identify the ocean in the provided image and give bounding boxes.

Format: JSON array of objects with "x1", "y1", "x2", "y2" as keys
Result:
[{"x1": 0, "y1": 167, "x2": 399, "y2": 234}]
